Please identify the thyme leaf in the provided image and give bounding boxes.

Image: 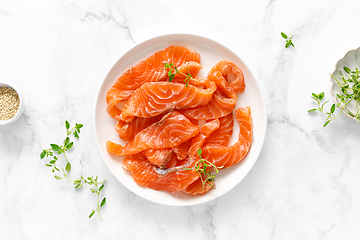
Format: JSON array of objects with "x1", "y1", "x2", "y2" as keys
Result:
[{"x1": 281, "y1": 32, "x2": 295, "y2": 48}]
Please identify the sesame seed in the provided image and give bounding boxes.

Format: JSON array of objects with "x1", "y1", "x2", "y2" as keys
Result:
[{"x1": 0, "y1": 86, "x2": 20, "y2": 120}]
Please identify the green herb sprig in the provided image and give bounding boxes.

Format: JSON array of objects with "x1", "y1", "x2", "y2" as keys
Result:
[
  {"x1": 281, "y1": 32, "x2": 295, "y2": 48},
  {"x1": 40, "y1": 121, "x2": 106, "y2": 220},
  {"x1": 164, "y1": 63, "x2": 194, "y2": 87},
  {"x1": 184, "y1": 149, "x2": 223, "y2": 189},
  {"x1": 309, "y1": 66, "x2": 360, "y2": 126},
  {"x1": 308, "y1": 92, "x2": 336, "y2": 127}
]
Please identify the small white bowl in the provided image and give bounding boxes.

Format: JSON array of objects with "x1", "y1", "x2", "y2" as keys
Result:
[
  {"x1": 330, "y1": 47, "x2": 360, "y2": 122},
  {"x1": 0, "y1": 83, "x2": 25, "y2": 125}
]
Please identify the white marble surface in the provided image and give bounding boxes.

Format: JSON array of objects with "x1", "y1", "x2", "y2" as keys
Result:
[{"x1": 1, "y1": 0, "x2": 360, "y2": 239}]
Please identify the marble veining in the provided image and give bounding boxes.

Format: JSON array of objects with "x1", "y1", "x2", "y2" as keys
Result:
[
  {"x1": 61, "y1": 0, "x2": 135, "y2": 43},
  {"x1": 1, "y1": 0, "x2": 360, "y2": 239}
]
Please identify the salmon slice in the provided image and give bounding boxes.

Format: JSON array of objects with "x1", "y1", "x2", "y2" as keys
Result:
[
  {"x1": 207, "y1": 60, "x2": 245, "y2": 93},
  {"x1": 180, "y1": 119, "x2": 221, "y2": 195},
  {"x1": 122, "y1": 155, "x2": 158, "y2": 186},
  {"x1": 204, "y1": 113, "x2": 234, "y2": 146},
  {"x1": 179, "y1": 71, "x2": 237, "y2": 120},
  {"x1": 106, "y1": 46, "x2": 252, "y2": 196},
  {"x1": 115, "y1": 114, "x2": 164, "y2": 141},
  {"x1": 142, "y1": 148, "x2": 173, "y2": 169},
  {"x1": 202, "y1": 107, "x2": 252, "y2": 169},
  {"x1": 119, "y1": 81, "x2": 217, "y2": 123},
  {"x1": 188, "y1": 119, "x2": 220, "y2": 158},
  {"x1": 122, "y1": 118, "x2": 221, "y2": 193},
  {"x1": 171, "y1": 61, "x2": 202, "y2": 83},
  {"x1": 172, "y1": 141, "x2": 190, "y2": 160},
  {"x1": 166, "y1": 154, "x2": 178, "y2": 168},
  {"x1": 106, "y1": 90, "x2": 133, "y2": 119},
  {"x1": 106, "y1": 46, "x2": 201, "y2": 119},
  {"x1": 106, "y1": 140, "x2": 124, "y2": 156},
  {"x1": 182, "y1": 176, "x2": 214, "y2": 196},
  {"x1": 107, "y1": 111, "x2": 199, "y2": 156},
  {"x1": 122, "y1": 156, "x2": 199, "y2": 193}
]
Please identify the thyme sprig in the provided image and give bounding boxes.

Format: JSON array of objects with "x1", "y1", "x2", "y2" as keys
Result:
[
  {"x1": 184, "y1": 149, "x2": 223, "y2": 189},
  {"x1": 281, "y1": 32, "x2": 295, "y2": 48},
  {"x1": 308, "y1": 92, "x2": 337, "y2": 127},
  {"x1": 309, "y1": 66, "x2": 360, "y2": 126},
  {"x1": 164, "y1": 62, "x2": 194, "y2": 87},
  {"x1": 40, "y1": 121, "x2": 106, "y2": 220}
]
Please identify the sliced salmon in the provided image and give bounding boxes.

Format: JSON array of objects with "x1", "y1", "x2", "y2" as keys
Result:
[
  {"x1": 122, "y1": 156, "x2": 199, "y2": 193},
  {"x1": 119, "y1": 81, "x2": 217, "y2": 123},
  {"x1": 180, "y1": 119, "x2": 221, "y2": 195},
  {"x1": 106, "y1": 46, "x2": 201, "y2": 119},
  {"x1": 106, "y1": 46, "x2": 253, "y2": 196},
  {"x1": 179, "y1": 71, "x2": 237, "y2": 120},
  {"x1": 171, "y1": 61, "x2": 202, "y2": 84},
  {"x1": 207, "y1": 60, "x2": 245, "y2": 93},
  {"x1": 122, "y1": 118, "x2": 221, "y2": 193},
  {"x1": 188, "y1": 119, "x2": 220, "y2": 158},
  {"x1": 142, "y1": 148, "x2": 173, "y2": 169},
  {"x1": 204, "y1": 113, "x2": 234, "y2": 146},
  {"x1": 183, "y1": 108, "x2": 250, "y2": 195},
  {"x1": 182, "y1": 176, "x2": 214, "y2": 196},
  {"x1": 106, "y1": 140, "x2": 124, "y2": 156},
  {"x1": 165, "y1": 153, "x2": 178, "y2": 168},
  {"x1": 107, "y1": 111, "x2": 199, "y2": 156},
  {"x1": 172, "y1": 141, "x2": 190, "y2": 160},
  {"x1": 202, "y1": 107, "x2": 252, "y2": 169},
  {"x1": 115, "y1": 114, "x2": 164, "y2": 141},
  {"x1": 122, "y1": 155, "x2": 158, "y2": 186}
]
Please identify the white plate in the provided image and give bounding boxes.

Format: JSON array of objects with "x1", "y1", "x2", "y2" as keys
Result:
[{"x1": 94, "y1": 34, "x2": 267, "y2": 206}]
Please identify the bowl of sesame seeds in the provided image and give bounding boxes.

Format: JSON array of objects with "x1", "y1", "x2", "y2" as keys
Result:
[{"x1": 0, "y1": 83, "x2": 24, "y2": 125}]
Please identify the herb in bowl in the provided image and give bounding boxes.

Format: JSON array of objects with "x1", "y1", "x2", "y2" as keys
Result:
[{"x1": 309, "y1": 66, "x2": 360, "y2": 126}]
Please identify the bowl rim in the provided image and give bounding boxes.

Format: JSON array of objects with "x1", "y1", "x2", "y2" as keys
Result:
[
  {"x1": 329, "y1": 46, "x2": 360, "y2": 123},
  {"x1": 0, "y1": 82, "x2": 24, "y2": 125}
]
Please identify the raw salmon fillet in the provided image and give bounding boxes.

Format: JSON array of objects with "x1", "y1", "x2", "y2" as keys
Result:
[
  {"x1": 180, "y1": 119, "x2": 221, "y2": 195},
  {"x1": 202, "y1": 107, "x2": 252, "y2": 169},
  {"x1": 142, "y1": 148, "x2": 173, "y2": 169},
  {"x1": 106, "y1": 46, "x2": 201, "y2": 119},
  {"x1": 123, "y1": 156, "x2": 199, "y2": 193},
  {"x1": 179, "y1": 71, "x2": 237, "y2": 120},
  {"x1": 207, "y1": 60, "x2": 245, "y2": 93},
  {"x1": 107, "y1": 111, "x2": 199, "y2": 156},
  {"x1": 115, "y1": 114, "x2": 164, "y2": 141},
  {"x1": 183, "y1": 108, "x2": 251, "y2": 195},
  {"x1": 172, "y1": 141, "x2": 190, "y2": 160},
  {"x1": 122, "y1": 118, "x2": 221, "y2": 193},
  {"x1": 171, "y1": 61, "x2": 202, "y2": 83},
  {"x1": 122, "y1": 154, "x2": 157, "y2": 186},
  {"x1": 188, "y1": 119, "x2": 220, "y2": 159},
  {"x1": 204, "y1": 113, "x2": 234, "y2": 146},
  {"x1": 182, "y1": 175, "x2": 214, "y2": 196},
  {"x1": 166, "y1": 154, "x2": 178, "y2": 168},
  {"x1": 105, "y1": 45, "x2": 253, "y2": 196},
  {"x1": 119, "y1": 81, "x2": 217, "y2": 123}
]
